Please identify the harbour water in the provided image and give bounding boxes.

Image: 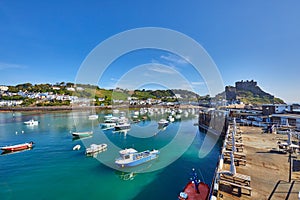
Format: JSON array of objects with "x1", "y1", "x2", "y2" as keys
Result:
[{"x1": 0, "y1": 109, "x2": 222, "y2": 200}]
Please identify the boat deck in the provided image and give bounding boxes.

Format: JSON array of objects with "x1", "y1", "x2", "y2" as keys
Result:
[{"x1": 179, "y1": 182, "x2": 209, "y2": 200}]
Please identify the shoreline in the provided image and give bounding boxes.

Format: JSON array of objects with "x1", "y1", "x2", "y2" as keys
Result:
[{"x1": 0, "y1": 104, "x2": 203, "y2": 112}]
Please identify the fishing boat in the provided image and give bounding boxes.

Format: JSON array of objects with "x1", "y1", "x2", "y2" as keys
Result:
[
  {"x1": 1, "y1": 141, "x2": 34, "y2": 152},
  {"x1": 85, "y1": 143, "x2": 107, "y2": 156},
  {"x1": 115, "y1": 148, "x2": 159, "y2": 168},
  {"x1": 24, "y1": 119, "x2": 38, "y2": 126},
  {"x1": 178, "y1": 168, "x2": 210, "y2": 200},
  {"x1": 72, "y1": 131, "x2": 93, "y2": 138}
]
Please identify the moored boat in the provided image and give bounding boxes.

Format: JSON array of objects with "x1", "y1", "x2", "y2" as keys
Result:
[
  {"x1": 158, "y1": 119, "x2": 169, "y2": 127},
  {"x1": 115, "y1": 148, "x2": 159, "y2": 168},
  {"x1": 132, "y1": 115, "x2": 140, "y2": 123},
  {"x1": 114, "y1": 122, "x2": 131, "y2": 131},
  {"x1": 168, "y1": 115, "x2": 175, "y2": 122},
  {"x1": 1, "y1": 141, "x2": 34, "y2": 152},
  {"x1": 100, "y1": 116, "x2": 119, "y2": 129},
  {"x1": 73, "y1": 144, "x2": 81, "y2": 150},
  {"x1": 104, "y1": 114, "x2": 113, "y2": 119},
  {"x1": 100, "y1": 119, "x2": 117, "y2": 129},
  {"x1": 72, "y1": 131, "x2": 93, "y2": 138},
  {"x1": 24, "y1": 119, "x2": 39, "y2": 126},
  {"x1": 88, "y1": 114, "x2": 99, "y2": 120},
  {"x1": 178, "y1": 168, "x2": 210, "y2": 200},
  {"x1": 85, "y1": 143, "x2": 107, "y2": 156}
]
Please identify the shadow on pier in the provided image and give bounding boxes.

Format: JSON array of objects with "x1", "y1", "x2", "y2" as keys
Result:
[{"x1": 268, "y1": 180, "x2": 300, "y2": 200}]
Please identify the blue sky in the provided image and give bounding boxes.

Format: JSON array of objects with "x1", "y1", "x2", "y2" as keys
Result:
[{"x1": 0, "y1": 1, "x2": 300, "y2": 103}]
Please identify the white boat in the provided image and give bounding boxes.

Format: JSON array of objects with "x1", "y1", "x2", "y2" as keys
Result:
[
  {"x1": 88, "y1": 114, "x2": 98, "y2": 120},
  {"x1": 86, "y1": 143, "x2": 107, "y2": 155},
  {"x1": 183, "y1": 110, "x2": 189, "y2": 117},
  {"x1": 100, "y1": 120, "x2": 117, "y2": 129},
  {"x1": 158, "y1": 119, "x2": 169, "y2": 127},
  {"x1": 132, "y1": 115, "x2": 140, "y2": 123},
  {"x1": 104, "y1": 114, "x2": 113, "y2": 119},
  {"x1": 175, "y1": 114, "x2": 181, "y2": 120},
  {"x1": 115, "y1": 122, "x2": 131, "y2": 131},
  {"x1": 113, "y1": 109, "x2": 119, "y2": 114},
  {"x1": 73, "y1": 144, "x2": 81, "y2": 150},
  {"x1": 115, "y1": 148, "x2": 159, "y2": 167},
  {"x1": 24, "y1": 119, "x2": 39, "y2": 126},
  {"x1": 168, "y1": 115, "x2": 175, "y2": 122},
  {"x1": 114, "y1": 117, "x2": 130, "y2": 130},
  {"x1": 100, "y1": 117, "x2": 118, "y2": 129}
]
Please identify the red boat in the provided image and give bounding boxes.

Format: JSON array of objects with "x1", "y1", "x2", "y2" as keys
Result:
[
  {"x1": 1, "y1": 142, "x2": 34, "y2": 152},
  {"x1": 178, "y1": 169, "x2": 210, "y2": 200}
]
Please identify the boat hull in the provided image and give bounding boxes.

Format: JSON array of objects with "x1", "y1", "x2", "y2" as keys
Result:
[
  {"x1": 24, "y1": 120, "x2": 38, "y2": 126},
  {"x1": 88, "y1": 115, "x2": 98, "y2": 120},
  {"x1": 178, "y1": 181, "x2": 210, "y2": 200},
  {"x1": 116, "y1": 153, "x2": 158, "y2": 167},
  {"x1": 114, "y1": 125, "x2": 131, "y2": 131},
  {"x1": 158, "y1": 119, "x2": 169, "y2": 126},
  {"x1": 1, "y1": 142, "x2": 34, "y2": 152},
  {"x1": 86, "y1": 144, "x2": 108, "y2": 155},
  {"x1": 72, "y1": 131, "x2": 93, "y2": 138},
  {"x1": 100, "y1": 123, "x2": 116, "y2": 129}
]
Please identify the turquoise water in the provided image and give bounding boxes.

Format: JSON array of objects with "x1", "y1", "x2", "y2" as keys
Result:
[{"x1": 0, "y1": 110, "x2": 222, "y2": 200}]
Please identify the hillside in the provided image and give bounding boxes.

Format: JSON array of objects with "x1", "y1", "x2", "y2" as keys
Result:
[
  {"x1": 0, "y1": 82, "x2": 202, "y2": 106},
  {"x1": 1, "y1": 81, "x2": 283, "y2": 107},
  {"x1": 224, "y1": 80, "x2": 285, "y2": 105}
]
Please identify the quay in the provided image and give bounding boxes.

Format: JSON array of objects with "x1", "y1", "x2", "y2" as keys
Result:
[{"x1": 210, "y1": 121, "x2": 300, "y2": 199}]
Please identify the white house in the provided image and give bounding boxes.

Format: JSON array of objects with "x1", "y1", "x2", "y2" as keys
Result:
[
  {"x1": 52, "y1": 86, "x2": 61, "y2": 90},
  {"x1": 66, "y1": 87, "x2": 75, "y2": 92},
  {"x1": 0, "y1": 86, "x2": 9, "y2": 91},
  {"x1": 262, "y1": 104, "x2": 292, "y2": 115}
]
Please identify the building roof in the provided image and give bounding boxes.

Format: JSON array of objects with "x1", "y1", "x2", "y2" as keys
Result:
[
  {"x1": 272, "y1": 113, "x2": 300, "y2": 119},
  {"x1": 262, "y1": 104, "x2": 288, "y2": 106}
]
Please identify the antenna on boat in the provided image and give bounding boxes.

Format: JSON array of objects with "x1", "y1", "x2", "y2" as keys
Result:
[{"x1": 191, "y1": 168, "x2": 200, "y2": 193}]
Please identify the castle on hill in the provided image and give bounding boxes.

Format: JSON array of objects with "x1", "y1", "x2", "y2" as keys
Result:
[{"x1": 225, "y1": 80, "x2": 274, "y2": 102}]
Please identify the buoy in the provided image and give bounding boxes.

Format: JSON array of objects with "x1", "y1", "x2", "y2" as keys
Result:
[
  {"x1": 21, "y1": 130, "x2": 24, "y2": 134},
  {"x1": 73, "y1": 145, "x2": 81, "y2": 151},
  {"x1": 15, "y1": 131, "x2": 18, "y2": 135}
]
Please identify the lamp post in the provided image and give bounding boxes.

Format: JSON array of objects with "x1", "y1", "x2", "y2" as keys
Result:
[
  {"x1": 288, "y1": 148, "x2": 292, "y2": 183},
  {"x1": 287, "y1": 146, "x2": 296, "y2": 183}
]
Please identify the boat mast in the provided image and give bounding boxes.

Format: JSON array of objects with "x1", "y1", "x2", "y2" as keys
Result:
[{"x1": 191, "y1": 168, "x2": 200, "y2": 193}]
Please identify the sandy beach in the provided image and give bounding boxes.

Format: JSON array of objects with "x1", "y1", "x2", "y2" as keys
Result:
[{"x1": 219, "y1": 126, "x2": 300, "y2": 200}]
